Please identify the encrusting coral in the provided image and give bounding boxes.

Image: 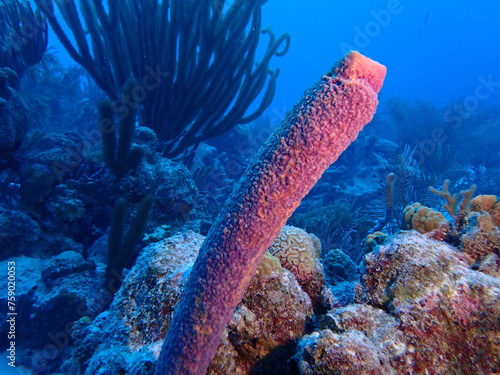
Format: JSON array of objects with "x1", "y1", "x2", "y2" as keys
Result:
[
  {"x1": 155, "y1": 51, "x2": 386, "y2": 374},
  {"x1": 403, "y1": 188, "x2": 500, "y2": 273},
  {"x1": 461, "y1": 212, "x2": 500, "y2": 273}
]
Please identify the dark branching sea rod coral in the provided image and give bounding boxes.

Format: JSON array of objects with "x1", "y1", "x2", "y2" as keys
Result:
[
  {"x1": 155, "y1": 51, "x2": 387, "y2": 375},
  {"x1": 34, "y1": 0, "x2": 290, "y2": 157}
]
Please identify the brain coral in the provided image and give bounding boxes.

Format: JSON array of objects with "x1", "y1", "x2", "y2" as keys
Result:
[
  {"x1": 267, "y1": 226, "x2": 327, "y2": 310},
  {"x1": 268, "y1": 226, "x2": 320, "y2": 282}
]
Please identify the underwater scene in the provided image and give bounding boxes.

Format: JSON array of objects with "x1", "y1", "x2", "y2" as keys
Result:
[{"x1": 1, "y1": 0, "x2": 499, "y2": 374}]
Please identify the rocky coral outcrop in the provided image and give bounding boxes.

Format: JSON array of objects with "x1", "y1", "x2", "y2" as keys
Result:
[
  {"x1": 18, "y1": 132, "x2": 86, "y2": 209},
  {"x1": 322, "y1": 247, "x2": 358, "y2": 284},
  {"x1": 62, "y1": 231, "x2": 316, "y2": 374},
  {"x1": 296, "y1": 305, "x2": 405, "y2": 375},
  {"x1": 470, "y1": 194, "x2": 500, "y2": 227},
  {"x1": 104, "y1": 157, "x2": 198, "y2": 225},
  {"x1": 0, "y1": 251, "x2": 106, "y2": 374},
  {"x1": 294, "y1": 231, "x2": 500, "y2": 374},
  {"x1": 0, "y1": 209, "x2": 42, "y2": 260},
  {"x1": 55, "y1": 227, "x2": 500, "y2": 375}
]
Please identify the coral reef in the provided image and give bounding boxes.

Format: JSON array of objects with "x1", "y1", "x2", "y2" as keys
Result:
[
  {"x1": 0, "y1": 0, "x2": 48, "y2": 171},
  {"x1": 294, "y1": 231, "x2": 500, "y2": 374},
  {"x1": 2, "y1": 7, "x2": 499, "y2": 372},
  {"x1": 103, "y1": 156, "x2": 197, "y2": 226},
  {"x1": 59, "y1": 226, "x2": 500, "y2": 374},
  {"x1": 1, "y1": 114, "x2": 199, "y2": 285},
  {"x1": 9, "y1": 9, "x2": 499, "y2": 372},
  {"x1": 149, "y1": 159, "x2": 197, "y2": 224},
  {"x1": 402, "y1": 188, "x2": 500, "y2": 276},
  {"x1": 0, "y1": 251, "x2": 105, "y2": 373},
  {"x1": 0, "y1": 67, "x2": 30, "y2": 167},
  {"x1": 156, "y1": 51, "x2": 386, "y2": 374},
  {"x1": 46, "y1": 184, "x2": 86, "y2": 224},
  {"x1": 61, "y1": 231, "x2": 314, "y2": 375},
  {"x1": 296, "y1": 305, "x2": 404, "y2": 375},
  {"x1": 36, "y1": 0, "x2": 290, "y2": 157},
  {"x1": 18, "y1": 132, "x2": 85, "y2": 209},
  {"x1": 371, "y1": 144, "x2": 461, "y2": 234}
]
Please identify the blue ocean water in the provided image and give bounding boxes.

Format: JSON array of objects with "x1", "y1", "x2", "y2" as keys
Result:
[
  {"x1": 47, "y1": 1, "x2": 500, "y2": 116},
  {"x1": 261, "y1": 0, "x2": 500, "y2": 111}
]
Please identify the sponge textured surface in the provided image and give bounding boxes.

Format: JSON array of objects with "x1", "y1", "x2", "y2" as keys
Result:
[{"x1": 156, "y1": 51, "x2": 387, "y2": 375}]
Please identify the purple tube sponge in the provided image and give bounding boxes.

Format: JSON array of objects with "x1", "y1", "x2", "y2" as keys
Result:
[{"x1": 155, "y1": 51, "x2": 387, "y2": 375}]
